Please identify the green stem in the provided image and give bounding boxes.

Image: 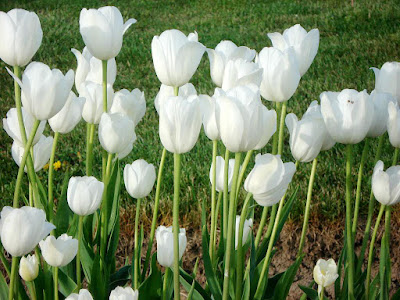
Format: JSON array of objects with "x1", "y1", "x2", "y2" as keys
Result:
[
  {"x1": 134, "y1": 198, "x2": 142, "y2": 289},
  {"x1": 162, "y1": 268, "x2": 171, "y2": 300},
  {"x1": 27, "y1": 281, "x2": 37, "y2": 300},
  {"x1": 8, "y1": 257, "x2": 19, "y2": 300},
  {"x1": 29, "y1": 183, "x2": 33, "y2": 207},
  {"x1": 102, "y1": 60, "x2": 108, "y2": 112},
  {"x1": 54, "y1": 267, "x2": 59, "y2": 300},
  {"x1": 76, "y1": 215, "x2": 84, "y2": 290},
  {"x1": 48, "y1": 132, "x2": 60, "y2": 225},
  {"x1": 265, "y1": 205, "x2": 277, "y2": 241},
  {"x1": 0, "y1": 248, "x2": 10, "y2": 277},
  {"x1": 209, "y1": 140, "x2": 218, "y2": 261},
  {"x1": 223, "y1": 148, "x2": 230, "y2": 245},
  {"x1": 345, "y1": 144, "x2": 354, "y2": 299},
  {"x1": 319, "y1": 286, "x2": 324, "y2": 300},
  {"x1": 86, "y1": 123, "x2": 95, "y2": 176},
  {"x1": 393, "y1": 147, "x2": 399, "y2": 166},
  {"x1": 277, "y1": 101, "x2": 287, "y2": 156},
  {"x1": 272, "y1": 101, "x2": 281, "y2": 155},
  {"x1": 222, "y1": 152, "x2": 242, "y2": 300},
  {"x1": 173, "y1": 153, "x2": 181, "y2": 300},
  {"x1": 254, "y1": 206, "x2": 269, "y2": 248},
  {"x1": 297, "y1": 158, "x2": 318, "y2": 256},
  {"x1": 214, "y1": 191, "x2": 223, "y2": 256},
  {"x1": 236, "y1": 150, "x2": 254, "y2": 197}
]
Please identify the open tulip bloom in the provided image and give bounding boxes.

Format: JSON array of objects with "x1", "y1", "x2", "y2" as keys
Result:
[{"x1": 154, "y1": 83, "x2": 197, "y2": 114}]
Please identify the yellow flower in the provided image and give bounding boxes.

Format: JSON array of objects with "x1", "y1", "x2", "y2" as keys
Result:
[
  {"x1": 53, "y1": 161, "x2": 61, "y2": 171},
  {"x1": 43, "y1": 163, "x2": 49, "y2": 170}
]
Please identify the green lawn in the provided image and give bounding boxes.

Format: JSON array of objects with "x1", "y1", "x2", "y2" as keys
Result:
[{"x1": 1, "y1": 0, "x2": 399, "y2": 225}]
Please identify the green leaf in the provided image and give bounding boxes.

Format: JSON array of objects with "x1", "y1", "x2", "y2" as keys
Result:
[
  {"x1": 80, "y1": 233, "x2": 95, "y2": 284},
  {"x1": 58, "y1": 267, "x2": 77, "y2": 297},
  {"x1": 109, "y1": 265, "x2": 131, "y2": 291},
  {"x1": 180, "y1": 268, "x2": 211, "y2": 300},
  {"x1": 0, "y1": 272, "x2": 8, "y2": 299},
  {"x1": 379, "y1": 234, "x2": 389, "y2": 300},
  {"x1": 35, "y1": 173, "x2": 48, "y2": 214},
  {"x1": 180, "y1": 275, "x2": 204, "y2": 300},
  {"x1": 299, "y1": 285, "x2": 319, "y2": 300},
  {"x1": 139, "y1": 253, "x2": 162, "y2": 298},
  {"x1": 107, "y1": 160, "x2": 121, "y2": 235},
  {"x1": 55, "y1": 169, "x2": 73, "y2": 236},
  {"x1": 89, "y1": 255, "x2": 107, "y2": 299},
  {"x1": 272, "y1": 255, "x2": 304, "y2": 299}
]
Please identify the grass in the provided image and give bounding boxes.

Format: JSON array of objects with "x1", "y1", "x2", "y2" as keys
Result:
[{"x1": 1, "y1": 0, "x2": 400, "y2": 226}]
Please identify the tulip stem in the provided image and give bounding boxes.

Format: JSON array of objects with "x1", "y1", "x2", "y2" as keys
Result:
[
  {"x1": 102, "y1": 60, "x2": 108, "y2": 112},
  {"x1": 142, "y1": 147, "x2": 167, "y2": 280},
  {"x1": 319, "y1": 287, "x2": 324, "y2": 300},
  {"x1": 393, "y1": 147, "x2": 399, "y2": 166},
  {"x1": 27, "y1": 281, "x2": 37, "y2": 300},
  {"x1": 254, "y1": 206, "x2": 269, "y2": 248},
  {"x1": 86, "y1": 123, "x2": 95, "y2": 176},
  {"x1": 162, "y1": 268, "x2": 171, "y2": 300},
  {"x1": 272, "y1": 101, "x2": 281, "y2": 155},
  {"x1": 0, "y1": 248, "x2": 10, "y2": 277},
  {"x1": 48, "y1": 131, "x2": 60, "y2": 226},
  {"x1": 134, "y1": 197, "x2": 142, "y2": 290},
  {"x1": 8, "y1": 257, "x2": 19, "y2": 300},
  {"x1": 277, "y1": 101, "x2": 287, "y2": 156},
  {"x1": 222, "y1": 148, "x2": 230, "y2": 245},
  {"x1": 173, "y1": 153, "x2": 181, "y2": 300},
  {"x1": 209, "y1": 140, "x2": 218, "y2": 262},
  {"x1": 236, "y1": 150, "x2": 254, "y2": 197},
  {"x1": 77, "y1": 215, "x2": 84, "y2": 290},
  {"x1": 214, "y1": 191, "x2": 223, "y2": 255},
  {"x1": 54, "y1": 267, "x2": 59, "y2": 300},
  {"x1": 222, "y1": 152, "x2": 242, "y2": 300},
  {"x1": 298, "y1": 158, "x2": 318, "y2": 256}
]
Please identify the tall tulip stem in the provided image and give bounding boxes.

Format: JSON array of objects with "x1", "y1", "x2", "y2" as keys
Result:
[
  {"x1": 8, "y1": 256, "x2": 19, "y2": 300},
  {"x1": 162, "y1": 267, "x2": 171, "y2": 300},
  {"x1": 86, "y1": 123, "x2": 96, "y2": 176},
  {"x1": 254, "y1": 206, "x2": 269, "y2": 248},
  {"x1": 222, "y1": 148, "x2": 230, "y2": 244},
  {"x1": 209, "y1": 140, "x2": 218, "y2": 261},
  {"x1": 134, "y1": 197, "x2": 142, "y2": 289},
  {"x1": 173, "y1": 153, "x2": 182, "y2": 300},
  {"x1": 77, "y1": 215, "x2": 84, "y2": 290},
  {"x1": 48, "y1": 131, "x2": 60, "y2": 225},
  {"x1": 393, "y1": 147, "x2": 399, "y2": 166},
  {"x1": 277, "y1": 101, "x2": 287, "y2": 156},
  {"x1": 54, "y1": 267, "x2": 59, "y2": 300},
  {"x1": 272, "y1": 101, "x2": 281, "y2": 154},
  {"x1": 236, "y1": 150, "x2": 254, "y2": 197},
  {"x1": 101, "y1": 60, "x2": 108, "y2": 181}
]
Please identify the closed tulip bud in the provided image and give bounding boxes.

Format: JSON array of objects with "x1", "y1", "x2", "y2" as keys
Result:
[
  {"x1": 372, "y1": 160, "x2": 400, "y2": 206},
  {"x1": 81, "y1": 81, "x2": 114, "y2": 124},
  {"x1": 152, "y1": 29, "x2": 206, "y2": 87},
  {"x1": 39, "y1": 234, "x2": 78, "y2": 267},
  {"x1": 79, "y1": 6, "x2": 136, "y2": 60},
  {"x1": 12, "y1": 135, "x2": 53, "y2": 172},
  {"x1": 268, "y1": 24, "x2": 319, "y2": 76},
  {"x1": 110, "y1": 286, "x2": 138, "y2": 300},
  {"x1": 210, "y1": 156, "x2": 236, "y2": 192},
  {"x1": 371, "y1": 62, "x2": 400, "y2": 103},
  {"x1": 221, "y1": 59, "x2": 263, "y2": 91},
  {"x1": 0, "y1": 206, "x2": 55, "y2": 257},
  {"x1": 124, "y1": 159, "x2": 156, "y2": 199},
  {"x1": 244, "y1": 154, "x2": 296, "y2": 207},
  {"x1": 0, "y1": 9, "x2": 42, "y2": 67},
  {"x1": 110, "y1": 89, "x2": 146, "y2": 126},
  {"x1": 19, "y1": 254, "x2": 39, "y2": 282},
  {"x1": 66, "y1": 290, "x2": 93, "y2": 300},
  {"x1": 3, "y1": 107, "x2": 46, "y2": 146},
  {"x1": 49, "y1": 91, "x2": 85, "y2": 134},
  {"x1": 235, "y1": 216, "x2": 253, "y2": 249},
  {"x1": 207, "y1": 40, "x2": 256, "y2": 87},
  {"x1": 71, "y1": 47, "x2": 117, "y2": 95},
  {"x1": 156, "y1": 226, "x2": 187, "y2": 268},
  {"x1": 201, "y1": 94, "x2": 220, "y2": 141},
  {"x1": 367, "y1": 91, "x2": 397, "y2": 138},
  {"x1": 159, "y1": 95, "x2": 202, "y2": 154},
  {"x1": 387, "y1": 102, "x2": 400, "y2": 148},
  {"x1": 154, "y1": 83, "x2": 197, "y2": 114},
  {"x1": 313, "y1": 258, "x2": 339, "y2": 296},
  {"x1": 258, "y1": 47, "x2": 300, "y2": 102},
  {"x1": 67, "y1": 176, "x2": 104, "y2": 216}
]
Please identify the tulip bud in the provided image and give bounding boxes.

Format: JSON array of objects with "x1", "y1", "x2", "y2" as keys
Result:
[
  {"x1": 110, "y1": 286, "x2": 139, "y2": 300},
  {"x1": 156, "y1": 225, "x2": 187, "y2": 268},
  {"x1": 221, "y1": 59, "x2": 263, "y2": 91},
  {"x1": 80, "y1": 6, "x2": 136, "y2": 60},
  {"x1": 19, "y1": 254, "x2": 39, "y2": 282},
  {"x1": 201, "y1": 94, "x2": 220, "y2": 141},
  {"x1": 235, "y1": 216, "x2": 253, "y2": 249},
  {"x1": 313, "y1": 258, "x2": 339, "y2": 296},
  {"x1": 39, "y1": 234, "x2": 78, "y2": 267},
  {"x1": 210, "y1": 156, "x2": 236, "y2": 192},
  {"x1": 154, "y1": 83, "x2": 197, "y2": 114},
  {"x1": 244, "y1": 154, "x2": 296, "y2": 207},
  {"x1": 66, "y1": 289, "x2": 93, "y2": 300},
  {"x1": 0, "y1": 9, "x2": 42, "y2": 67},
  {"x1": 124, "y1": 160, "x2": 156, "y2": 199},
  {"x1": 81, "y1": 81, "x2": 114, "y2": 124},
  {"x1": 0, "y1": 206, "x2": 55, "y2": 257},
  {"x1": 372, "y1": 160, "x2": 400, "y2": 206},
  {"x1": 367, "y1": 90, "x2": 397, "y2": 138},
  {"x1": 67, "y1": 176, "x2": 104, "y2": 216},
  {"x1": 387, "y1": 102, "x2": 400, "y2": 148},
  {"x1": 371, "y1": 62, "x2": 400, "y2": 103},
  {"x1": 321, "y1": 89, "x2": 373, "y2": 144},
  {"x1": 110, "y1": 89, "x2": 146, "y2": 126},
  {"x1": 268, "y1": 24, "x2": 319, "y2": 76},
  {"x1": 152, "y1": 29, "x2": 206, "y2": 87},
  {"x1": 207, "y1": 40, "x2": 256, "y2": 87}
]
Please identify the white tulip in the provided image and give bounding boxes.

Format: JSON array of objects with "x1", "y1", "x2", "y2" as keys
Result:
[
  {"x1": 207, "y1": 40, "x2": 256, "y2": 87},
  {"x1": 321, "y1": 89, "x2": 373, "y2": 144},
  {"x1": 67, "y1": 176, "x2": 104, "y2": 216},
  {"x1": 367, "y1": 90, "x2": 397, "y2": 138},
  {"x1": 387, "y1": 102, "x2": 400, "y2": 148},
  {"x1": 313, "y1": 258, "x2": 339, "y2": 296},
  {"x1": 66, "y1": 289, "x2": 94, "y2": 300},
  {"x1": 200, "y1": 94, "x2": 220, "y2": 141},
  {"x1": 0, "y1": 206, "x2": 55, "y2": 257},
  {"x1": 156, "y1": 225, "x2": 187, "y2": 268},
  {"x1": 244, "y1": 154, "x2": 296, "y2": 207},
  {"x1": 124, "y1": 159, "x2": 156, "y2": 199},
  {"x1": 258, "y1": 47, "x2": 300, "y2": 102},
  {"x1": 235, "y1": 216, "x2": 253, "y2": 249},
  {"x1": 371, "y1": 62, "x2": 400, "y2": 103},
  {"x1": 81, "y1": 82, "x2": 114, "y2": 124},
  {"x1": 0, "y1": 9, "x2": 42, "y2": 66},
  {"x1": 79, "y1": 6, "x2": 136, "y2": 60},
  {"x1": 109, "y1": 286, "x2": 138, "y2": 300},
  {"x1": 19, "y1": 254, "x2": 39, "y2": 282},
  {"x1": 154, "y1": 83, "x2": 197, "y2": 114},
  {"x1": 39, "y1": 234, "x2": 78, "y2": 267},
  {"x1": 210, "y1": 156, "x2": 236, "y2": 192},
  {"x1": 152, "y1": 29, "x2": 206, "y2": 87},
  {"x1": 110, "y1": 89, "x2": 146, "y2": 125},
  {"x1": 372, "y1": 160, "x2": 400, "y2": 206},
  {"x1": 268, "y1": 24, "x2": 319, "y2": 76},
  {"x1": 117, "y1": 142, "x2": 134, "y2": 160},
  {"x1": 221, "y1": 59, "x2": 263, "y2": 91}
]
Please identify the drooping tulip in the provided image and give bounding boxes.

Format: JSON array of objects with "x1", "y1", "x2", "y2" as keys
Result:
[
  {"x1": 67, "y1": 176, "x2": 104, "y2": 216},
  {"x1": 154, "y1": 83, "x2": 197, "y2": 114},
  {"x1": 244, "y1": 154, "x2": 296, "y2": 207},
  {"x1": 152, "y1": 29, "x2": 206, "y2": 87},
  {"x1": 313, "y1": 258, "x2": 339, "y2": 296},
  {"x1": 66, "y1": 290, "x2": 93, "y2": 300},
  {"x1": 387, "y1": 102, "x2": 400, "y2": 148},
  {"x1": 367, "y1": 90, "x2": 396, "y2": 138},
  {"x1": 257, "y1": 47, "x2": 300, "y2": 102},
  {"x1": 110, "y1": 89, "x2": 146, "y2": 125},
  {"x1": 320, "y1": 89, "x2": 373, "y2": 144},
  {"x1": 235, "y1": 216, "x2": 253, "y2": 249},
  {"x1": 81, "y1": 82, "x2": 114, "y2": 124},
  {"x1": 268, "y1": 24, "x2": 319, "y2": 76},
  {"x1": 159, "y1": 95, "x2": 202, "y2": 154},
  {"x1": 372, "y1": 160, "x2": 400, "y2": 206},
  {"x1": 371, "y1": 62, "x2": 400, "y2": 103},
  {"x1": 19, "y1": 254, "x2": 39, "y2": 282},
  {"x1": 39, "y1": 234, "x2": 78, "y2": 267},
  {"x1": 110, "y1": 286, "x2": 139, "y2": 300},
  {"x1": 210, "y1": 156, "x2": 236, "y2": 192},
  {"x1": 0, "y1": 9, "x2": 42, "y2": 67},
  {"x1": 221, "y1": 59, "x2": 263, "y2": 91},
  {"x1": 124, "y1": 159, "x2": 156, "y2": 199},
  {"x1": 0, "y1": 206, "x2": 55, "y2": 257},
  {"x1": 201, "y1": 94, "x2": 220, "y2": 141},
  {"x1": 79, "y1": 6, "x2": 136, "y2": 60},
  {"x1": 156, "y1": 225, "x2": 187, "y2": 268},
  {"x1": 207, "y1": 40, "x2": 256, "y2": 87}
]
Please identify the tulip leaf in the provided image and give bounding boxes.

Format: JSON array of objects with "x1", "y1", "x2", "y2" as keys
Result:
[
  {"x1": 299, "y1": 285, "x2": 319, "y2": 300},
  {"x1": 391, "y1": 287, "x2": 400, "y2": 300},
  {"x1": 80, "y1": 233, "x2": 95, "y2": 284},
  {"x1": 139, "y1": 253, "x2": 162, "y2": 298},
  {"x1": 180, "y1": 267, "x2": 211, "y2": 300},
  {"x1": 89, "y1": 255, "x2": 107, "y2": 299},
  {"x1": 0, "y1": 272, "x2": 8, "y2": 300},
  {"x1": 107, "y1": 159, "x2": 121, "y2": 235},
  {"x1": 242, "y1": 274, "x2": 250, "y2": 300},
  {"x1": 180, "y1": 275, "x2": 204, "y2": 300},
  {"x1": 35, "y1": 174, "x2": 49, "y2": 214},
  {"x1": 379, "y1": 234, "x2": 390, "y2": 300},
  {"x1": 335, "y1": 245, "x2": 345, "y2": 299},
  {"x1": 55, "y1": 169, "x2": 74, "y2": 236},
  {"x1": 58, "y1": 267, "x2": 77, "y2": 297},
  {"x1": 109, "y1": 265, "x2": 131, "y2": 291}
]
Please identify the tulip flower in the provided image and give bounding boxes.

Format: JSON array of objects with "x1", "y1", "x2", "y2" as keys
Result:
[
  {"x1": 110, "y1": 89, "x2": 146, "y2": 125},
  {"x1": 210, "y1": 156, "x2": 236, "y2": 192},
  {"x1": 19, "y1": 254, "x2": 39, "y2": 282},
  {"x1": 221, "y1": 59, "x2": 263, "y2": 91},
  {"x1": 215, "y1": 85, "x2": 277, "y2": 152},
  {"x1": 81, "y1": 81, "x2": 114, "y2": 124},
  {"x1": 39, "y1": 234, "x2": 78, "y2": 267},
  {"x1": 117, "y1": 142, "x2": 134, "y2": 160},
  {"x1": 367, "y1": 91, "x2": 397, "y2": 138},
  {"x1": 152, "y1": 29, "x2": 206, "y2": 87},
  {"x1": 321, "y1": 89, "x2": 373, "y2": 144},
  {"x1": 110, "y1": 286, "x2": 139, "y2": 300},
  {"x1": 313, "y1": 258, "x2": 339, "y2": 296},
  {"x1": 3, "y1": 107, "x2": 46, "y2": 146},
  {"x1": 71, "y1": 47, "x2": 117, "y2": 95},
  {"x1": 388, "y1": 102, "x2": 400, "y2": 148},
  {"x1": 268, "y1": 24, "x2": 319, "y2": 76},
  {"x1": 372, "y1": 160, "x2": 400, "y2": 206},
  {"x1": 156, "y1": 225, "x2": 187, "y2": 268},
  {"x1": 244, "y1": 154, "x2": 296, "y2": 206},
  {"x1": 235, "y1": 216, "x2": 253, "y2": 249},
  {"x1": 80, "y1": 6, "x2": 136, "y2": 60},
  {"x1": 66, "y1": 289, "x2": 93, "y2": 300},
  {"x1": 67, "y1": 176, "x2": 104, "y2": 216},
  {"x1": 154, "y1": 83, "x2": 197, "y2": 114},
  {"x1": 159, "y1": 95, "x2": 202, "y2": 154},
  {"x1": 12, "y1": 135, "x2": 53, "y2": 172},
  {"x1": 207, "y1": 40, "x2": 256, "y2": 87},
  {"x1": 124, "y1": 159, "x2": 156, "y2": 199},
  {"x1": 371, "y1": 62, "x2": 400, "y2": 103},
  {"x1": 49, "y1": 91, "x2": 85, "y2": 134},
  {"x1": 201, "y1": 94, "x2": 220, "y2": 141},
  {"x1": 0, "y1": 206, "x2": 55, "y2": 257},
  {"x1": 0, "y1": 9, "x2": 42, "y2": 67},
  {"x1": 257, "y1": 47, "x2": 300, "y2": 102}
]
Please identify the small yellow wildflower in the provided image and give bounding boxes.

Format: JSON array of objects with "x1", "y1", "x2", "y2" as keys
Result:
[
  {"x1": 53, "y1": 161, "x2": 62, "y2": 171},
  {"x1": 43, "y1": 163, "x2": 49, "y2": 170}
]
